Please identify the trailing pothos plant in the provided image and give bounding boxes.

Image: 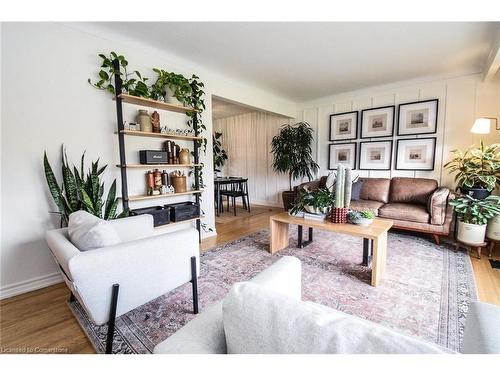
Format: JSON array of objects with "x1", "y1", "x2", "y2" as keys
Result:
[
  {"x1": 44, "y1": 147, "x2": 122, "y2": 227},
  {"x1": 88, "y1": 52, "x2": 150, "y2": 98}
]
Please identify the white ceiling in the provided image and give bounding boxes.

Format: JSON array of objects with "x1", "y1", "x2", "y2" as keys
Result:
[
  {"x1": 94, "y1": 22, "x2": 498, "y2": 102},
  {"x1": 212, "y1": 97, "x2": 256, "y2": 120}
]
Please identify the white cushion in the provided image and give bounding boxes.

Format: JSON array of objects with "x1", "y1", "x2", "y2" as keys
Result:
[
  {"x1": 325, "y1": 172, "x2": 336, "y2": 192},
  {"x1": 222, "y1": 282, "x2": 450, "y2": 354},
  {"x1": 68, "y1": 210, "x2": 120, "y2": 251}
]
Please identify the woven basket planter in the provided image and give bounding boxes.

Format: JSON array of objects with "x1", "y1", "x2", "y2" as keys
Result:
[{"x1": 330, "y1": 207, "x2": 348, "y2": 224}]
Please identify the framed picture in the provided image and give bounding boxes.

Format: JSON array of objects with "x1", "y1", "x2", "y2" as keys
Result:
[
  {"x1": 397, "y1": 99, "x2": 438, "y2": 136},
  {"x1": 329, "y1": 111, "x2": 358, "y2": 141},
  {"x1": 359, "y1": 140, "x2": 393, "y2": 170},
  {"x1": 360, "y1": 106, "x2": 395, "y2": 138},
  {"x1": 395, "y1": 137, "x2": 436, "y2": 171},
  {"x1": 328, "y1": 143, "x2": 357, "y2": 170}
]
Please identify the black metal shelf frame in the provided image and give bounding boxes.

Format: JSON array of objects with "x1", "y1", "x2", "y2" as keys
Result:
[{"x1": 112, "y1": 59, "x2": 201, "y2": 242}]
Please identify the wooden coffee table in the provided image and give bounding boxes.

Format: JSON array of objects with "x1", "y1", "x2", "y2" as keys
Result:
[{"x1": 269, "y1": 212, "x2": 393, "y2": 286}]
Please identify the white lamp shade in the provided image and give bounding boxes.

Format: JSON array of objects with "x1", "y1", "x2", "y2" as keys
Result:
[{"x1": 470, "y1": 118, "x2": 491, "y2": 134}]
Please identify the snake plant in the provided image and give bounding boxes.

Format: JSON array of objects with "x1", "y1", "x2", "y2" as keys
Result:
[{"x1": 44, "y1": 147, "x2": 121, "y2": 227}]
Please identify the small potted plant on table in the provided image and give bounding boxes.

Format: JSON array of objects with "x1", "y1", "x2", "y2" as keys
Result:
[
  {"x1": 348, "y1": 210, "x2": 375, "y2": 226},
  {"x1": 290, "y1": 187, "x2": 335, "y2": 220},
  {"x1": 450, "y1": 194, "x2": 500, "y2": 245}
]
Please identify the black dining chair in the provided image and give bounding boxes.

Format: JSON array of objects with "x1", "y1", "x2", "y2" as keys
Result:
[{"x1": 220, "y1": 178, "x2": 250, "y2": 216}]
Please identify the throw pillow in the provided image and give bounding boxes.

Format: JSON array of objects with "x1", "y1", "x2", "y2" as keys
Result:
[
  {"x1": 68, "y1": 210, "x2": 120, "y2": 251},
  {"x1": 325, "y1": 172, "x2": 336, "y2": 193},
  {"x1": 351, "y1": 179, "x2": 363, "y2": 201},
  {"x1": 222, "y1": 282, "x2": 449, "y2": 354}
]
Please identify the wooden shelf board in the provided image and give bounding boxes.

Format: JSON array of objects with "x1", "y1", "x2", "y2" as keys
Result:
[
  {"x1": 124, "y1": 190, "x2": 203, "y2": 201},
  {"x1": 118, "y1": 130, "x2": 203, "y2": 141},
  {"x1": 154, "y1": 216, "x2": 201, "y2": 229},
  {"x1": 115, "y1": 93, "x2": 199, "y2": 113},
  {"x1": 117, "y1": 164, "x2": 201, "y2": 168}
]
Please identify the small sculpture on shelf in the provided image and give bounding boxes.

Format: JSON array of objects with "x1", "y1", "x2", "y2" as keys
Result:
[{"x1": 151, "y1": 111, "x2": 161, "y2": 133}]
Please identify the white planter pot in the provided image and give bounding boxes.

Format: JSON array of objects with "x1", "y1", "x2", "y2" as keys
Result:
[
  {"x1": 487, "y1": 214, "x2": 500, "y2": 241},
  {"x1": 164, "y1": 86, "x2": 183, "y2": 106},
  {"x1": 457, "y1": 221, "x2": 487, "y2": 245},
  {"x1": 304, "y1": 205, "x2": 330, "y2": 215}
]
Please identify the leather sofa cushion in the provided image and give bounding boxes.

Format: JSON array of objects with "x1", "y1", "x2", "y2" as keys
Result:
[
  {"x1": 390, "y1": 177, "x2": 437, "y2": 205},
  {"x1": 350, "y1": 200, "x2": 384, "y2": 216},
  {"x1": 359, "y1": 178, "x2": 391, "y2": 203},
  {"x1": 378, "y1": 203, "x2": 430, "y2": 223}
]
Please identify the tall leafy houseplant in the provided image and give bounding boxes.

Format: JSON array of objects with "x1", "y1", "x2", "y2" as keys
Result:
[
  {"x1": 271, "y1": 122, "x2": 319, "y2": 210},
  {"x1": 444, "y1": 142, "x2": 500, "y2": 198},
  {"x1": 213, "y1": 132, "x2": 228, "y2": 174},
  {"x1": 44, "y1": 148, "x2": 120, "y2": 227}
]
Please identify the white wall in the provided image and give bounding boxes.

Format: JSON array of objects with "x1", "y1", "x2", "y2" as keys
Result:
[
  {"x1": 296, "y1": 73, "x2": 500, "y2": 188},
  {"x1": 0, "y1": 22, "x2": 296, "y2": 299},
  {"x1": 213, "y1": 111, "x2": 291, "y2": 207}
]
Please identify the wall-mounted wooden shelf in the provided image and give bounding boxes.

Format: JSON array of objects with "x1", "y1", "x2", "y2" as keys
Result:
[
  {"x1": 115, "y1": 93, "x2": 199, "y2": 113},
  {"x1": 117, "y1": 130, "x2": 203, "y2": 141},
  {"x1": 117, "y1": 164, "x2": 202, "y2": 169},
  {"x1": 154, "y1": 216, "x2": 201, "y2": 229},
  {"x1": 124, "y1": 190, "x2": 203, "y2": 202}
]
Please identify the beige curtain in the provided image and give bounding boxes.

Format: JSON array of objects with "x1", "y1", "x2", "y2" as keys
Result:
[{"x1": 214, "y1": 112, "x2": 291, "y2": 207}]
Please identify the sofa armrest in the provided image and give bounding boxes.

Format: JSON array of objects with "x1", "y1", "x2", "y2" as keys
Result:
[
  {"x1": 462, "y1": 302, "x2": 500, "y2": 354},
  {"x1": 428, "y1": 187, "x2": 450, "y2": 225},
  {"x1": 153, "y1": 256, "x2": 302, "y2": 354},
  {"x1": 69, "y1": 228, "x2": 199, "y2": 325}
]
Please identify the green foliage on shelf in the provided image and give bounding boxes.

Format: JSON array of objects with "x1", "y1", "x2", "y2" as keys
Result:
[
  {"x1": 449, "y1": 194, "x2": 500, "y2": 225},
  {"x1": 88, "y1": 52, "x2": 150, "y2": 98},
  {"x1": 44, "y1": 147, "x2": 122, "y2": 227},
  {"x1": 444, "y1": 141, "x2": 500, "y2": 192},
  {"x1": 271, "y1": 122, "x2": 319, "y2": 191}
]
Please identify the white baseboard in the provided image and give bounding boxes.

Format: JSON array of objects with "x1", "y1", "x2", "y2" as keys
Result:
[{"x1": 0, "y1": 272, "x2": 63, "y2": 300}]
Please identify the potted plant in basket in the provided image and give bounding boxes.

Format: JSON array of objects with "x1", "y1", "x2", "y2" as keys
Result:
[
  {"x1": 449, "y1": 194, "x2": 500, "y2": 245},
  {"x1": 271, "y1": 122, "x2": 319, "y2": 210},
  {"x1": 444, "y1": 142, "x2": 500, "y2": 199},
  {"x1": 290, "y1": 187, "x2": 335, "y2": 218}
]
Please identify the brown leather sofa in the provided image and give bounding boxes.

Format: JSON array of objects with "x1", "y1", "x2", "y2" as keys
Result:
[{"x1": 296, "y1": 176, "x2": 453, "y2": 245}]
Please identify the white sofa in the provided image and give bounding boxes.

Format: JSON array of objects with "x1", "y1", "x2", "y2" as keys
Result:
[
  {"x1": 46, "y1": 213, "x2": 199, "y2": 354},
  {"x1": 154, "y1": 256, "x2": 500, "y2": 354}
]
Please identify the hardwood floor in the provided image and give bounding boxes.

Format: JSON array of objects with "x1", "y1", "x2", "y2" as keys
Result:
[{"x1": 1, "y1": 204, "x2": 499, "y2": 354}]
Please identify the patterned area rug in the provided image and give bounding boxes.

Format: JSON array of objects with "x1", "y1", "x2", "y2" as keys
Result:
[{"x1": 68, "y1": 228, "x2": 477, "y2": 354}]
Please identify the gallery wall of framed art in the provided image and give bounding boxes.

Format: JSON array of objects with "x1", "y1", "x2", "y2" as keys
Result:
[{"x1": 327, "y1": 98, "x2": 438, "y2": 172}]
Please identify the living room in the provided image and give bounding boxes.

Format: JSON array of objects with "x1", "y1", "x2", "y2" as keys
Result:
[{"x1": 1, "y1": 2, "x2": 500, "y2": 372}]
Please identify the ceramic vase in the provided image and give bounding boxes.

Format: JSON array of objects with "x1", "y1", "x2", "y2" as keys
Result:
[{"x1": 136, "y1": 109, "x2": 152, "y2": 132}]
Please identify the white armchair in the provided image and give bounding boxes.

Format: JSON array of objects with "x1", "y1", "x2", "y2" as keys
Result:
[{"x1": 45, "y1": 214, "x2": 200, "y2": 354}]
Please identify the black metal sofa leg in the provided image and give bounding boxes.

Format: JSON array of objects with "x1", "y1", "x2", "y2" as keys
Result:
[
  {"x1": 105, "y1": 284, "x2": 120, "y2": 354},
  {"x1": 191, "y1": 256, "x2": 199, "y2": 314}
]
